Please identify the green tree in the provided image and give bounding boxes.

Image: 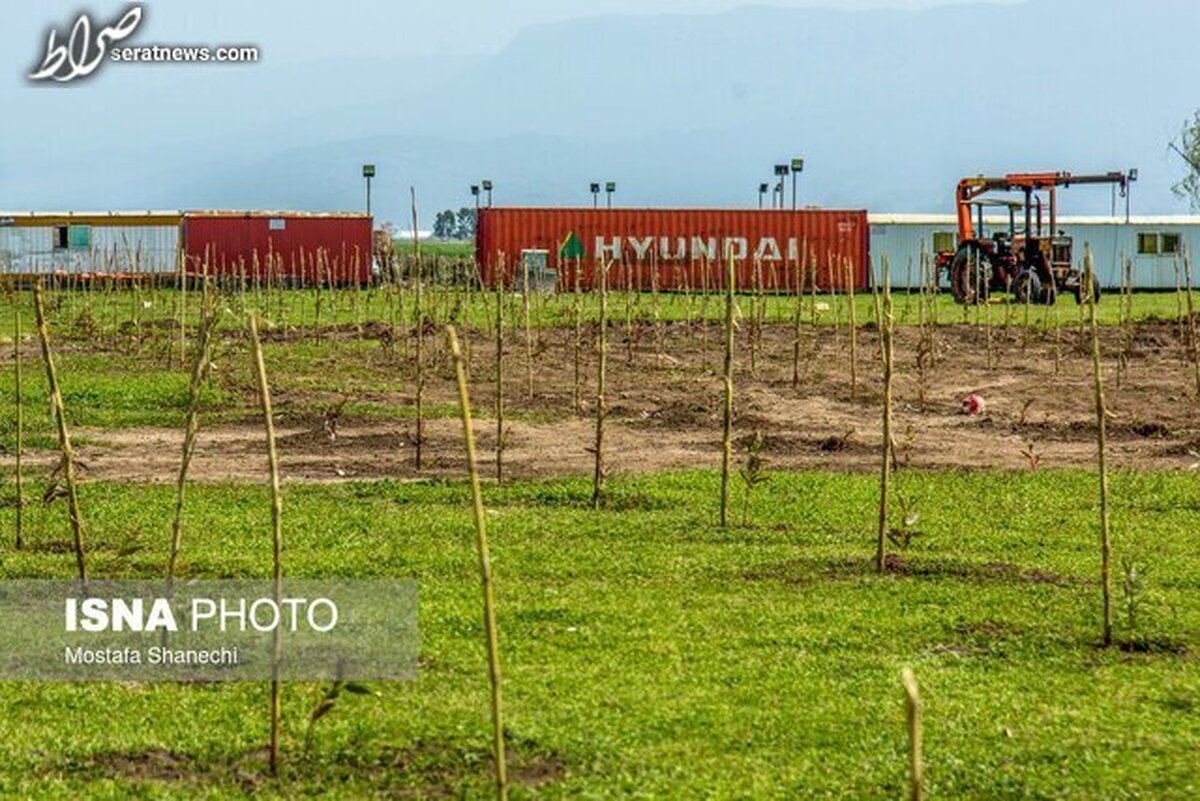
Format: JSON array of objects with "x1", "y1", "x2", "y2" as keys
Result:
[
  {"x1": 433, "y1": 209, "x2": 458, "y2": 239},
  {"x1": 1171, "y1": 110, "x2": 1200, "y2": 210},
  {"x1": 455, "y1": 207, "x2": 477, "y2": 240}
]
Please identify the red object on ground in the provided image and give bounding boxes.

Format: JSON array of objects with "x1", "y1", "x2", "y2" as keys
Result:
[
  {"x1": 182, "y1": 212, "x2": 372, "y2": 285},
  {"x1": 475, "y1": 207, "x2": 870, "y2": 291},
  {"x1": 961, "y1": 394, "x2": 986, "y2": 415}
]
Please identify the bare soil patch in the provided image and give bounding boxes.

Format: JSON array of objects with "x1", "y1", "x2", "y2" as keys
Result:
[{"x1": 7, "y1": 321, "x2": 1199, "y2": 483}]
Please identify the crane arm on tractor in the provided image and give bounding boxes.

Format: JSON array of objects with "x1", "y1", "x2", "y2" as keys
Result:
[
  {"x1": 955, "y1": 171, "x2": 1131, "y2": 241},
  {"x1": 943, "y1": 169, "x2": 1135, "y2": 306}
]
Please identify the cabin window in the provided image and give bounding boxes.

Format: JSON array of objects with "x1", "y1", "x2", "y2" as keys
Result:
[
  {"x1": 932, "y1": 231, "x2": 957, "y2": 253},
  {"x1": 53, "y1": 226, "x2": 69, "y2": 250},
  {"x1": 1136, "y1": 233, "x2": 1159, "y2": 255},
  {"x1": 1137, "y1": 232, "x2": 1182, "y2": 256},
  {"x1": 68, "y1": 225, "x2": 91, "y2": 249}
]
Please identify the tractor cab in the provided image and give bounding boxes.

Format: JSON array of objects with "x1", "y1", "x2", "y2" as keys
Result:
[{"x1": 940, "y1": 170, "x2": 1133, "y2": 305}]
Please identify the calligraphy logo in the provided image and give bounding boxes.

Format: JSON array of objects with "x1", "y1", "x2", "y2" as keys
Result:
[{"x1": 29, "y1": 5, "x2": 143, "y2": 83}]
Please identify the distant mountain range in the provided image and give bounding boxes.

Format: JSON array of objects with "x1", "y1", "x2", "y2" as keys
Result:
[{"x1": 3, "y1": 0, "x2": 1197, "y2": 224}]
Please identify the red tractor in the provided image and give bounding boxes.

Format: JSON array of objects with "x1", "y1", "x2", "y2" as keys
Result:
[{"x1": 936, "y1": 171, "x2": 1135, "y2": 305}]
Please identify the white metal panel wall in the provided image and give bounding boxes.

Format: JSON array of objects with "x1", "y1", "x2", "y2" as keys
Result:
[
  {"x1": 0, "y1": 224, "x2": 179, "y2": 274},
  {"x1": 869, "y1": 219, "x2": 1200, "y2": 290}
]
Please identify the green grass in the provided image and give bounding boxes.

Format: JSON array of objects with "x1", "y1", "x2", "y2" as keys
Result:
[
  {"x1": 0, "y1": 469, "x2": 1195, "y2": 797},
  {"x1": 404, "y1": 240, "x2": 474, "y2": 258},
  {"x1": 0, "y1": 284, "x2": 1190, "y2": 344}
]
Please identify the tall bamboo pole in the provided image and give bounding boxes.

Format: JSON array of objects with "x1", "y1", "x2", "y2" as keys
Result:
[
  {"x1": 13, "y1": 292, "x2": 24, "y2": 550},
  {"x1": 573, "y1": 258, "x2": 583, "y2": 415},
  {"x1": 446, "y1": 325, "x2": 508, "y2": 801},
  {"x1": 34, "y1": 282, "x2": 86, "y2": 581},
  {"x1": 901, "y1": 668, "x2": 924, "y2": 801},
  {"x1": 720, "y1": 254, "x2": 736, "y2": 528},
  {"x1": 412, "y1": 188, "x2": 425, "y2": 471},
  {"x1": 846, "y1": 258, "x2": 858, "y2": 398},
  {"x1": 166, "y1": 293, "x2": 217, "y2": 587},
  {"x1": 592, "y1": 261, "x2": 609, "y2": 509},
  {"x1": 875, "y1": 273, "x2": 894, "y2": 574},
  {"x1": 249, "y1": 316, "x2": 285, "y2": 774},
  {"x1": 522, "y1": 255, "x2": 534, "y2": 400},
  {"x1": 1084, "y1": 247, "x2": 1113, "y2": 647},
  {"x1": 495, "y1": 256, "x2": 506, "y2": 483}
]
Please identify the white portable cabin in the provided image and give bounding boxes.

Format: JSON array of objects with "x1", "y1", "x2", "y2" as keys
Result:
[
  {"x1": 0, "y1": 212, "x2": 182, "y2": 275},
  {"x1": 868, "y1": 214, "x2": 1200, "y2": 290}
]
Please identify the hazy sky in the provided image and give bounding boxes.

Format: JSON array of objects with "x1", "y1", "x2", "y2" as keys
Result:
[{"x1": 7, "y1": 0, "x2": 1021, "y2": 64}]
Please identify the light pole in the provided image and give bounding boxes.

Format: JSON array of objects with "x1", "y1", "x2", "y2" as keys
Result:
[
  {"x1": 605, "y1": 181, "x2": 616, "y2": 209},
  {"x1": 362, "y1": 164, "x2": 376, "y2": 217},
  {"x1": 773, "y1": 164, "x2": 789, "y2": 210},
  {"x1": 758, "y1": 183, "x2": 769, "y2": 209},
  {"x1": 482, "y1": 179, "x2": 493, "y2": 208},
  {"x1": 590, "y1": 182, "x2": 600, "y2": 209},
  {"x1": 790, "y1": 157, "x2": 804, "y2": 210},
  {"x1": 1125, "y1": 168, "x2": 1138, "y2": 223}
]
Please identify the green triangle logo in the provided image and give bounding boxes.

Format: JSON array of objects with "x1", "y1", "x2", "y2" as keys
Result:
[{"x1": 559, "y1": 230, "x2": 585, "y2": 260}]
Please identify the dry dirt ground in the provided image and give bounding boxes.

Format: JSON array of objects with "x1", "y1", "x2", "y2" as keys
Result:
[{"x1": 15, "y1": 321, "x2": 1200, "y2": 483}]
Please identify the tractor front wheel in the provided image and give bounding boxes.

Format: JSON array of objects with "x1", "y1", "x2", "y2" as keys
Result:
[
  {"x1": 950, "y1": 245, "x2": 992, "y2": 305},
  {"x1": 1013, "y1": 271, "x2": 1042, "y2": 305}
]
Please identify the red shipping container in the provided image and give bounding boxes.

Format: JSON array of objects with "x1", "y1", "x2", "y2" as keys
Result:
[
  {"x1": 475, "y1": 207, "x2": 870, "y2": 291},
  {"x1": 183, "y1": 212, "x2": 372, "y2": 285}
]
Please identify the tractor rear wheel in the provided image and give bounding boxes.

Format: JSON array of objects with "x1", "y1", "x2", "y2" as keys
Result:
[
  {"x1": 950, "y1": 245, "x2": 991, "y2": 305},
  {"x1": 1013, "y1": 271, "x2": 1042, "y2": 305}
]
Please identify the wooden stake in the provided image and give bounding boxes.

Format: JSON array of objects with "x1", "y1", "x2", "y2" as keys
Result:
[
  {"x1": 901, "y1": 668, "x2": 924, "y2": 801},
  {"x1": 875, "y1": 273, "x2": 894, "y2": 574},
  {"x1": 166, "y1": 291, "x2": 217, "y2": 586},
  {"x1": 521, "y1": 255, "x2": 534, "y2": 400},
  {"x1": 412, "y1": 188, "x2": 425, "y2": 471},
  {"x1": 495, "y1": 255, "x2": 506, "y2": 484},
  {"x1": 847, "y1": 258, "x2": 858, "y2": 398},
  {"x1": 573, "y1": 258, "x2": 583, "y2": 415},
  {"x1": 13, "y1": 291, "x2": 24, "y2": 550},
  {"x1": 720, "y1": 254, "x2": 736, "y2": 528},
  {"x1": 248, "y1": 315, "x2": 285, "y2": 774},
  {"x1": 1084, "y1": 247, "x2": 1113, "y2": 648},
  {"x1": 593, "y1": 261, "x2": 609, "y2": 509},
  {"x1": 446, "y1": 325, "x2": 508, "y2": 801},
  {"x1": 34, "y1": 282, "x2": 86, "y2": 582}
]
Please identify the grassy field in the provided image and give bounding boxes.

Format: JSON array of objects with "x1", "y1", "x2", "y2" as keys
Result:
[
  {"x1": 0, "y1": 470, "x2": 1195, "y2": 797},
  {"x1": 0, "y1": 284, "x2": 1191, "y2": 341},
  {"x1": 0, "y1": 281, "x2": 1197, "y2": 797}
]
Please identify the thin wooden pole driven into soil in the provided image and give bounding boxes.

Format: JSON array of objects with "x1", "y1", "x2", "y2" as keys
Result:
[
  {"x1": 720, "y1": 254, "x2": 736, "y2": 528},
  {"x1": 791, "y1": 253, "x2": 805, "y2": 389},
  {"x1": 1184, "y1": 250, "x2": 1200, "y2": 395},
  {"x1": 1175, "y1": 253, "x2": 1185, "y2": 349},
  {"x1": 446, "y1": 325, "x2": 508, "y2": 801},
  {"x1": 495, "y1": 256, "x2": 506, "y2": 483},
  {"x1": 573, "y1": 258, "x2": 583, "y2": 415},
  {"x1": 522, "y1": 255, "x2": 534, "y2": 400},
  {"x1": 248, "y1": 315, "x2": 285, "y2": 775},
  {"x1": 875, "y1": 274, "x2": 894, "y2": 574},
  {"x1": 846, "y1": 258, "x2": 858, "y2": 398},
  {"x1": 593, "y1": 260, "x2": 609, "y2": 509},
  {"x1": 13, "y1": 292, "x2": 24, "y2": 549},
  {"x1": 166, "y1": 293, "x2": 217, "y2": 587},
  {"x1": 178, "y1": 252, "x2": 188, "y2": 368},
  {"x1": 412, "y1": 188, "x2": 425, "y2": 471},
  {"x1": 901, "y1": 668, "x2": 924, "y2": 801},
  {"x1": 34, "y1": 282, "x2": 86, "y2": 581},
  {"x1": 1083, "y1": 248, "x2": 1113, "y2": 648}
]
